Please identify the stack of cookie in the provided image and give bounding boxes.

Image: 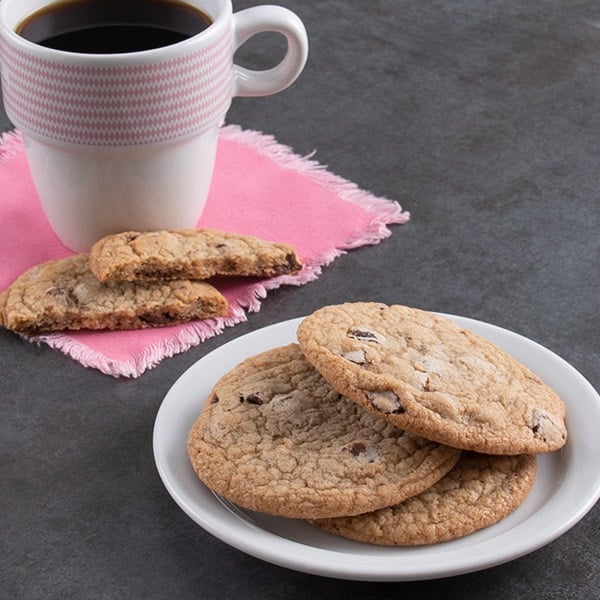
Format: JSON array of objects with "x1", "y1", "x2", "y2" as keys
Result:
[
  {"x1": 0, "y1": 229, "x2": 302, "y2": 333},
  {"x1": 187, "y1": 302, "x2": 567, "y2": 546}
]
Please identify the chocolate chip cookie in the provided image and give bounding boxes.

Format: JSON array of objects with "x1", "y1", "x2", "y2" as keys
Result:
[
  {"x1": 313, "y1": 452, "x2": 537, "y2": 545},
  {"x1": 89, "y1": 228, "x2": 302, "y2": 282},
  {"x1": 0, "y1": 254, "x2": 228, "y2": 333},
  {"x1": 297, "y1": 302, "x2": 567, "y2": 455},
  {"x1": 187, "y1": 343, "x2": 461, "y2": 519}
]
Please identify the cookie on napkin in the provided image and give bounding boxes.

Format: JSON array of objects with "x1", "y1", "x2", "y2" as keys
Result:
[
  {"x1": 296, "y1": 302, "x2": 567, "y2": 455},
  {"x1": 89, "y1": 228, "x2": 302, "y2": 282},
  {"x1": 187, "y1": 343, "x2": 461, "y2": 519},
  {"x1": 313, "y1": 452, "x2": 537, "y2": 545},
  {"x1": 0, "y1": 254, "x2": 228, "y2": 333},
  {"x1": 0, "y1": 289, "x2": 7, "y2": 328}
]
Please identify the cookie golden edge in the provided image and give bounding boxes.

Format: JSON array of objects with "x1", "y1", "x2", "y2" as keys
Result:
[{"x1": 312, "y1": 452, "x2": 537, "y2": 546}]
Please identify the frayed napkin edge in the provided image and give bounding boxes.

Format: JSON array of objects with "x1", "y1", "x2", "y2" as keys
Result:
[
  {"x1": 0, "y1": 129, "x2": 25, "y2": 161},
  {"x1": 221, "y1": 124, "x2": 410, "y2": 237},
  {"x1": 3, "y1": 125, "x2": 410, "y2": 377}
]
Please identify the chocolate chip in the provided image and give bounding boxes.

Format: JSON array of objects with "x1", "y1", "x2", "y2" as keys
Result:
[
  {"x1": 531, "y1": 410, "x2": 566, "y2": 442},
  {"x1": 136, "y1": 268, "x2": 176, "y2": 278},
  {"x1": 138, "y1": 312, "x2": 175, "y2": 325},
  {"x1": 286, "y1": 252, "x2": 302, "y2": 271},
  {"x1": 239, "y1": 393, "x2": 263, "y2": 405},
  {"x1": 210, "y1": 394, "x2": 220, "y2": 404},
  {"x1": 347, "y1": 328, "x2": 384, "y2": 343},
  {"x1": 45, "y1": 287, "x2": 79, "y2": 307},
  {"x1": 346, "y1": 441, "x2": 367, "y2": 456},
  {"x1": 368, "y1": 391, "x2": 404, "y2": 414},
  {"x1": 263, "y1": 253, "x2": 302, "y2": 276},
  {"x1": 45, "y1": 287, "x2": 66, "y2": 297},
  {"x1": 342, "y1": 349, "x2": 367, "y2": 364},
  {"x1": 342, "y1": 440, "x2": 378, "y2": 463}
]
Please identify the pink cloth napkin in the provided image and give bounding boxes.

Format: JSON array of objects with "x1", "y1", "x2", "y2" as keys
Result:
[{"x1": 0, "y1": 125, "x2": 409, "y2": 377}]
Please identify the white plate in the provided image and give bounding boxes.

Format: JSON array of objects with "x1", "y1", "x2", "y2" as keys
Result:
[{"x1": 153, "y1": 315, "x2": 600, "y2": 581}]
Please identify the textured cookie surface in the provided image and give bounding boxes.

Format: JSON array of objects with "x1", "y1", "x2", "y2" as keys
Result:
[
  {"x1": 187, "y1": 344, "x2": 461, "y2": 519},
  {"x1": 0, "y1": 254, "x2": 228, "y2": 333},
  {"x1": 313, "y1": 452, "x2": 537, "y2": 545},
  {"x1": 0, "y1": 290, "x2": 7, "y2": 327},
  {"x1": 297, "y1": 303, "x2": 567, "y2": 454},
  {"x1": 89, "y1": 228, "x2": 302, "y2": 282}
]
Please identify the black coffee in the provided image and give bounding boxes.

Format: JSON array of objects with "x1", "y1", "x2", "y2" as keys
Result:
[{"x1": 16, "y1": 0, "x2": 213, "y2": 54}]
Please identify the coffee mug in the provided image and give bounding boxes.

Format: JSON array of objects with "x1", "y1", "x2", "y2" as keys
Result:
[{"x1": 0, "y1": 0, "x2": 308, "y2": 252}]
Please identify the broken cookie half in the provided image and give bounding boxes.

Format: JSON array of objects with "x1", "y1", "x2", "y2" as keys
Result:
[
  {"x1": 0, "y1": 254, "x2": 228, "y2": 333},
  {"x1": 89, "y1": 228, "x2": 302, "y2": 283}
]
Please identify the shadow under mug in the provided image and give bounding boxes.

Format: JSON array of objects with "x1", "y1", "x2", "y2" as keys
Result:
[{"x1": 0, "y1": 0, "x2": 308, "y2": 252}]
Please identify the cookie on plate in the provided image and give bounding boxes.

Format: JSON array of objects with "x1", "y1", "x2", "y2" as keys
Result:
[
  {"x1": 89, "y1": 228, "x2": 302, "y2": 282},
  {"x1": 0, "y1": 254, "x2": 228, "y2": 333},
  {"x1": 187, "y1": 344, "x2": 461, "y2": 519},
  {"x1": 296, "y1": 302, "x2": 567, "y2": 455},
  {"x1": 313, "y1": 452, "x2": 537, "y2": 546}
]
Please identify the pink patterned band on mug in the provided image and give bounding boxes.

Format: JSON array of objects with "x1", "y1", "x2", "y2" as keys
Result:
[{"x1": 0, "y1": 28, "x2": 233, "y2": 147}]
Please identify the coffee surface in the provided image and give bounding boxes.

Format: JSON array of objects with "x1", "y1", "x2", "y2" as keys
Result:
[{"x1": 17, "y1": 0, "x2": 212, "y2": 53}]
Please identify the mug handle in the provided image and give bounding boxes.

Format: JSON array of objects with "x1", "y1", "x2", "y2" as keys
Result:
[{"x1": 231, "y1": 6, "x2": 308, "y2": 97}]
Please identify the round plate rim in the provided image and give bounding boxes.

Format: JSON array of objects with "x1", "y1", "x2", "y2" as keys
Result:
[{"x1": 153, "y1": 313, "x2": 600, "y2": 581}]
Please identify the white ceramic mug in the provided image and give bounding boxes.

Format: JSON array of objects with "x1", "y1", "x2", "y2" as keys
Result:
[{"x1": 0, "y1": 0, "x2": 308, "y2": 251}]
